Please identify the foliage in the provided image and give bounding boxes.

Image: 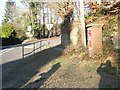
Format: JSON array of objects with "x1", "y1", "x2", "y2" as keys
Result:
[
  {"x1": 56, "y1": 2, "x2": 74, "y2": 18},
  {"x1": 85, "y1": 1, "x2": 120, "y2": 17},
  {"x1": 0, "y1": 26, "x2": 2, "y2": 37},
  {"x1": 101, "y1": 15, "x2": 117, "y2": 58},
  {"x1": 2, "y1": 0, "x2": 15, "y2": 25},
  {"x1": 23, "y1": 18, "x2": 31, "y2": 32},
  {"x1": 79, "y1": 52, "x2": 87, "y2": 58},
  {"x1": 28, "y1": 2, "x2": 41, "y2": 38},
  {"x1": 102, "y1": 30, "x2": 111, "y2": 38},
  {"x1": 1, "y1": 23, "x2": 14, "y2": 38}
]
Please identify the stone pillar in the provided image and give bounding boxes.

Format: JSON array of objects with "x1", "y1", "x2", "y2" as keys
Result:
[{"x1": 86, "y1": 23, "x2": 103, "y2": 57}]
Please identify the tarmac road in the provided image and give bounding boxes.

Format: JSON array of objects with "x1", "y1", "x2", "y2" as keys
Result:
[
  {"x1": 1, "y1": 37, "x2": 60, "y2": 64},
  {"x1": 1, "y1": 37, "x2": 61, "y2": 88}
]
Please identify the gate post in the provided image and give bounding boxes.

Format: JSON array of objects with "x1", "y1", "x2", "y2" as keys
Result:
[{"x1": 86, "y1": 23, "x2": 104, "y2": 57}]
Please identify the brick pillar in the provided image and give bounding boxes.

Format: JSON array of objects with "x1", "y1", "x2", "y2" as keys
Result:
[{"x1": 87, "y1": 23, "x2": 103, "y2": 57}]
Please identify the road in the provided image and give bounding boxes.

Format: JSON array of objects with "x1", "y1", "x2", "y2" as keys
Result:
[
  {"x1": 1, "y1": 37, "x2": 61, "y2": 64},
  {"x1": 1, "y1": 37, "x2": 61, "y2": 88}
]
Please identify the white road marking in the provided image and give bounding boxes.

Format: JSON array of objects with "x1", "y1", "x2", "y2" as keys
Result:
[
  {"x1": 24, "y1": 46, "x2": 33, "y2": 48},
  {"x1": 0, "y1": 48, "x2": 15, "y2": 55},
  {"x1": 24, "y1": 45, "x2": 39, "y2": 48}
]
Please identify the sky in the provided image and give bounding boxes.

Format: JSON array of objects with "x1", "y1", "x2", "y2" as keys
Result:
[
  {"x1": 0, "y1": 0, "x2": 24, "y2": 26},
  {"x1": 0, "y1": 0, "x2": 6, "y2": 26}
]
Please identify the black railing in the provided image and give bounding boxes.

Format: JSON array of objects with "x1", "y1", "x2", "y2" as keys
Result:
[
  {"x1": 22, "y1": 40, "x2": 49, "y2": 59},
  {"x1": 1, "y1": 37, "x2": 61, "y2": 60}
]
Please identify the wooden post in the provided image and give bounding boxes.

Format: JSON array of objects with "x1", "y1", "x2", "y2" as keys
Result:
[{"x1": 80, "y1": 0, "x2": 86, "y2": 51}]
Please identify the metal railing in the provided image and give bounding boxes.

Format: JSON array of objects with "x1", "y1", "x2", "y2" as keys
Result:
[
  {"x1": 1, "y1": 37, "x2": 61, "y2": 60},
  {"x1": 22, "y1": 39, "x2": 49, "y2": 59}
]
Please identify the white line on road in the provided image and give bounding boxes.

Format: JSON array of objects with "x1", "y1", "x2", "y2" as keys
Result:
[
  {"x1": 0, "y1": 48, "x2": 15, "y2": 55},
  {"x1": 24, "y1": 46, "x2": 33, "y2": 48},
  {"x1": 24, "y1": 45, "x2": 40, "y2": 48}
]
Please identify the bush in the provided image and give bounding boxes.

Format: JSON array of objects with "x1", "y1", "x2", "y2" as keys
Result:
[
  {"x1": 1, "y1": 23, "x2": 14, "y2": 38},
  {"x1": 0, "y1": 26, "x2": 2, "y2": 37}
]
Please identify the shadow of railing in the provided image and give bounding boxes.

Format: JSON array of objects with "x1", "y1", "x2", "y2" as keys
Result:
[
  {"x1": 2, "y1": 44, "x2": 63, "y2": 88},
  {"x1": 23, "y1": 63, "x2": 61, "y2": 88}
]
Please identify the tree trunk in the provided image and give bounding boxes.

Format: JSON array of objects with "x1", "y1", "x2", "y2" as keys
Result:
[
  {"x1": 39, "y1": 4, "x2": 42, "y2": 38},
  {"x1": 49, "y1": 8, "x2": 53, "y2": 37},
  {"x1": 55, "y1": 15, "x2": 58, "y2": 36},
  {"x1": 61, "y1": 15, "x2": 71, "y2": 47},
  {"x1": 43, "y1": 3, "x2": 46, "y2": 38},
  {"x1": 31, "y1": 9, "x2": 34, "y2": 37}
]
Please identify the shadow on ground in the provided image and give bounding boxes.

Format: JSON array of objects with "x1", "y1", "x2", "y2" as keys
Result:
[
  {"x1": 97, "y1": 60, "x2": 119, "y2": 88},
  {"x1": 23, "y1": 63, "x2": 61, "y2": 88},
  {"x1": 2, "y1": 7, "x2": 75, "y2": 88},
  {"x1": 2, "y1": 44, "x2": 63, "y2": 88}
]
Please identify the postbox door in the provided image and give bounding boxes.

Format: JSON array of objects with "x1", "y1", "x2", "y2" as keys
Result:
[{"x1": 88, "y1": 28, "x2": 92, "y2": 50}]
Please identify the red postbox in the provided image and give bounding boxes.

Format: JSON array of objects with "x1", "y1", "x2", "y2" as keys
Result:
[{"x1": 87, "y1": 23, "x2": 103, "y2": 57}]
